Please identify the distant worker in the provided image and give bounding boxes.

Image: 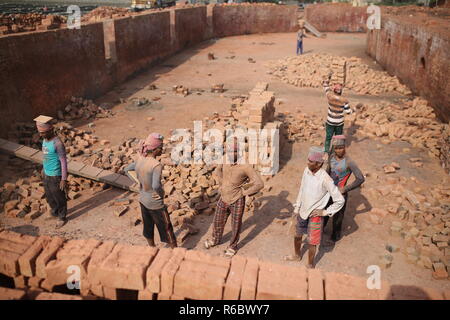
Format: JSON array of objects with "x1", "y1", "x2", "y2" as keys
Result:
[
  {"x1": 322, "y1": 76, "x2": 353, "y2": 153},
  {"x1": 34, "y1": 115, "x2": 68, "y2": 229},
  {"x1": 324, "y1": 135, "x2": 365, "y2": 242},
  {"x1": 204, "y1": 139, "x2": 264, "y2": 258},
  {"x1": 297, "y1": 21, "x2": 306, "y2": 55},
  {"x1": 284, "y1": 147, "x2": 345, "y2": 268},
  {"x1": 124, "y1": 133, "x2": 177, "y2": 248}
]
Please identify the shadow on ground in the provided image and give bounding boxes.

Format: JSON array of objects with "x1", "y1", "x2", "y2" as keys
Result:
[{"x1": 67, "y1": 188, "x2": 127, "y2": 221}]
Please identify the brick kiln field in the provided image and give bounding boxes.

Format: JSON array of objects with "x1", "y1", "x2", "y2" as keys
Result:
[{"x1": 0, "y1": 28, "x2": 449, "y2": 295}]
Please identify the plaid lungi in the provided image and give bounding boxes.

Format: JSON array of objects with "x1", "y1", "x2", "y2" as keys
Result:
[
  {"x1": 211, "y1": 197, "x2": 246, "y2": 250},
  {"x1": 296, "y1": 215, "x2": 323, "y2": 246}
]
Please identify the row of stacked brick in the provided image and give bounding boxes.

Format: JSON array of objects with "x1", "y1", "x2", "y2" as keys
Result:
[{"x1": 0, "y1": 230, "x2": 448, "y2": 300}]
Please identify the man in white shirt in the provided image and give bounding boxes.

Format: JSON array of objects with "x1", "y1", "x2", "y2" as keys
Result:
[{"x1": 284, "y1": 147, "x2": 345, "y2": 268}]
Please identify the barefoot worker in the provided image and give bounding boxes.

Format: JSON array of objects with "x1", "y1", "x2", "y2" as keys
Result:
[
  {"x1": 204, "y1": 139, "x2": 264, "y2": 257},
  {"x1": 285, "y1": 146, "x2": 345, "y2": 268},
  {"x1": 324, "y1": 135, "x2": 365, "y2": 242},
  {"x1": 125, "y1": 133, "x2": 177, "y2": 248},
  {"x1": 35, "y1": 115, "x2": 68, "y2": 229}
]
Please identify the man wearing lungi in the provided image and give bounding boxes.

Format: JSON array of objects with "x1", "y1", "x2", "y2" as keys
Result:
[
  {"x1": 284, "y1": 146, "x2": 345, "y2": 268},
  {"x1": 204, "y1": 140, "x2": 264, "y2": 258}
]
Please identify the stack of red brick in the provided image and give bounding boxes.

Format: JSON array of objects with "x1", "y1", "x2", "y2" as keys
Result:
[
  {"x1": 0, "y1": 14, "x2": 66, "y2": 35},
  {"x1": 236, "y1": 82, "x2": 275, "y2": 130},
  {"x1": 0, "y1": 230, "x2": 448, "y2": 300},
  {"x1": 232, "y1": 82, "x2": 285, "y2": 175}
]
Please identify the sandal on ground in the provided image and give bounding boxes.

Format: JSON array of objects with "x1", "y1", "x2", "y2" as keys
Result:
[
  {"x1": 55, "y1": 219, "x2": 67, "y2": 229},
  {"x1": 283, "y1": 254, "x2": 301, "y2": 262},
  {"x1": 224, "y1": 248, "x2": 236, "y2": 258},
  {"x1": 204, "y1": 239, "x2": 215, "y2": 249}
]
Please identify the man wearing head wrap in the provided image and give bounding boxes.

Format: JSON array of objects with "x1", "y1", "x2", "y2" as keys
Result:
[
  {"x1": 34, "y1": 116, "x2": 68, "y2": 229},
  {"x1": 322, "y1": 74, "x2": 354, "y2": 153},
  {"x1": 284, "y1": 146, "x2": 345, "y2": 268},
  {"x1": 204, "y1": 138, "x2": 264, "y2": 258},
  {"x1": 124, "y1": 133, "x2": 177, "y2": 248},
  {"x1": 323, "y1": 135, "x2": 365, "y2": 242}
]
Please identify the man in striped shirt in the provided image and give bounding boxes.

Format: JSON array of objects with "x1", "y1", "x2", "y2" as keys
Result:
[{"x1": 323, "y1": 79, "x2": 353, "y2": 153}]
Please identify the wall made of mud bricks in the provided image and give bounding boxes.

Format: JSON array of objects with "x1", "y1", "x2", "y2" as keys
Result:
[
  {"x1": 0, "y1": 4, "x2": 299, "y2": 138},
  {"x1": 0, "y1": 230, "x2": 448, "y2": 300},
  {"x1": 212, "y1": 4, "x2": 298, "y2": 37},
  {"x1": 366, "y1": 16, "x2": 450, "y2": 122},
  {"x1": 114, "y1": 11, "x2": 172, "y2": 83},
  {"x1": 0, "y1": 22, "x2": 112, "y2": 135},
  {"x1": 174, "y1": 7, "x2": 207, "y2": 51},
  {"x1": 305, "y1": 3, "x2": 368, "y2": 32}
]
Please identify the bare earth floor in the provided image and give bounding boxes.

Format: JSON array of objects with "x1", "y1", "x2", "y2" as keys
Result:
[{"x1": 1, "y1": 32, "x2": 449, "y2": 291}]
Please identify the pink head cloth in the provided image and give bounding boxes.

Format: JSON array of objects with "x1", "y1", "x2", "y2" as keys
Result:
[
  {"x1": 139, "y1": 133, "x2": 163, "y2": 156},
  {"x1": 308, "y1": 146, "x2": 325, "y2": 163},
  {"x1": 36, "y1": 122, "x2": 53, "y2": 133},
  {"x1": 332, "y1": 135, "x2": 346, "y2": 146}
]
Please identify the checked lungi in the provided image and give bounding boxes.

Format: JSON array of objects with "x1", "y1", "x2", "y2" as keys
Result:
[
  {"x1": 296, "y1": 215, "x2": 323, "y2": 246},
  {"x1": 211, "y1": 196, "x2": 246, "y2": 250}
]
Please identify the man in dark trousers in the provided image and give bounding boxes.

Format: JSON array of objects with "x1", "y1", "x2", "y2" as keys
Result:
[
  {"x1": 324, "y1": 135, "x2": 365, "y2": 242},
  {"x1": 124, "y1": 133, "x2": 177, "y2": 248},
  {"x1": 35, "y1": 115, "x2": 68, "y2": 229}
]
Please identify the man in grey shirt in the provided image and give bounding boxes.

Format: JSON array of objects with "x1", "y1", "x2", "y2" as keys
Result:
[{"x1": 125, "y1": 133, "x2": 177, "y2": 248}]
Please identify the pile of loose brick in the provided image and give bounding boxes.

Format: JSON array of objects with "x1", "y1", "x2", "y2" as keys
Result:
[
  {"x1": 362, "y1": 171, "x2": 449, "y2": 279},
  {"x1": 265, "y1": 53, "x2": 412, "y2": 95},
  {"x1": 280, "y1": 110, "x2": 325, "y2": 145},
  {"x1": 1, "y1": 169, "x2": 109, "y2": 221},
  {"x1": 216, "y1": 3, "x2": 279, "y2": 7},
  {"x1": 57, "y1": 97, "x2": 114, "y2": 121},
  {"x1": 354, "y1": 97, "x2": 446, "y2": 160},
  {"x1": 0, "y1": 14, "x2": 66, "y2": 35},
  {"x1": 80, "y1": 6, "x2": 132, "y2": 23},
  {"x1": 2, "y1": 174, "x2": 47, "y2": 221},
  {"x1": 1, "y1": 230, "x2": 448, "y2": 300}
]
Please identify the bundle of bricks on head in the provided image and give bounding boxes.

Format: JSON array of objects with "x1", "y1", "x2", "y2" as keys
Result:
[{"x1": 0, "y1": 230, "x2": 448, "y2": 300}]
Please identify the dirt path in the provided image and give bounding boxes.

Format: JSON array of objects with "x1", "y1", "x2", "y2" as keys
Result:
[{"x1": 1, "y1": 32, "x2": 448, "y2": 291}]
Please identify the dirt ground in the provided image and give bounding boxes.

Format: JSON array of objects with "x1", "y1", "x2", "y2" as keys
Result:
[{"x1": 1, "y1": 32, "x2": 449, "y2": 292}]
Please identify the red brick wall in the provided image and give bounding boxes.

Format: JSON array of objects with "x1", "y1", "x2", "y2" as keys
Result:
[
  {"x1": 212, "y1": 4, "x2": 298, "y2": 38},
  {"x1": 174, "y1": 7, "x2": 207, "y2": 51},
  {"x1": 366, "y1": 16, "x2": 450, "y2": 122},
  {"x1": 0, "y1": 230, "x2": 447, "y2": 300},
  {"x1": 114, "y1": 11, "x2": 172, "y2": 83},
  {"x1": 0, "y1": 23, "x2": 113, "y2": 137},
  {"x1": 305, "y1": 3, "x2": 368, "y2": 32},
  {"x1": 0, "y1": 4, "x2": 301, "y2": 138}
]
